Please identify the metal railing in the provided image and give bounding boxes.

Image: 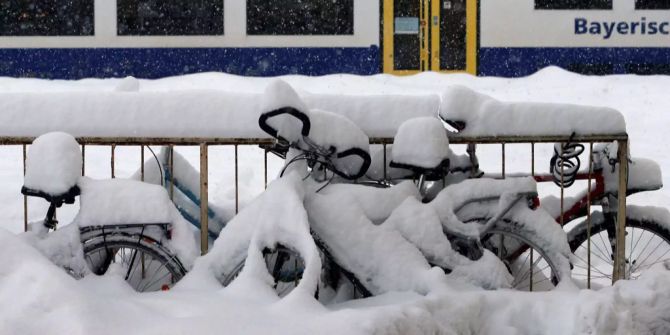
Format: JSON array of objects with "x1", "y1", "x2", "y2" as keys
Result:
[{"x1": 1, "y1": 132, "x2": 630, "y2": 286}]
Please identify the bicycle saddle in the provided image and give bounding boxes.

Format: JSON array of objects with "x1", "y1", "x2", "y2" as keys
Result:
[
  {"x1": 390, "y1": 117, "x2": 450, "y2": 181},
  {"x1": 22, "y1": 132, "x2": 82, "y2": 204}
]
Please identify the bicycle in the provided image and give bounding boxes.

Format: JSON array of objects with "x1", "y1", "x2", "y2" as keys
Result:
[
  {"x1": 441, "y1": 115, "x2": 670, "y2": 287},
  {"x1": 218, "y1": 82, "x2": 573, "y2": 299},
  {"x1": 21, "y1": 132, "x2": 190, "y2": 292}
]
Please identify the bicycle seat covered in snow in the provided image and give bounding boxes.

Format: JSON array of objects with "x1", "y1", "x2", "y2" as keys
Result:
[
  {"x1": 390, "y1": 117, "x2": 450, "y2": 181},
  {"x1": 22, "y1": 132, "x2": 82, "y2": 204}
]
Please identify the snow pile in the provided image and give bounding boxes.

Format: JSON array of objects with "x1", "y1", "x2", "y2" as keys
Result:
[
  {"x1": 0, "y1": 90, "x2": 264, "y2": 138},
  {"x1": 23, "y1": 132, "x2": 81, "y2": 195},
  {"x1": 0, "y1": 71, "x2": 627, "y2": 139},
  {"x1": 2, "y1": 223, "x2": 670, "y2": 334},
  {"x1": 302, "y1": 92, "x2": 440, "y2": 137},
  {"x1": 440, "y1": 85, "x2": 626, "y2": 136},
  {"x1": 391, "y1": 117, "x2": 449, "y2": 169},
  {"x1": 21, "y1": 222, "x2": 89, "y2": 279}
]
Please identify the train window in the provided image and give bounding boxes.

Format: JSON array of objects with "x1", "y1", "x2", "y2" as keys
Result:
[
  {"x1": 247, "y1": 0, "x2": 354, "y2": 35},
  {"x1": 635, "y1": 0, "x2": 670, "y2": 9},
  {"x1": 535, "y1": 0, "x2": 612, "y2": 10},
  {"x1": 117, "y1": 0, "x2": 224, "y2": 35},
  {"x1": 0, "y1": 0, "x2": 93, "y2": 36}
]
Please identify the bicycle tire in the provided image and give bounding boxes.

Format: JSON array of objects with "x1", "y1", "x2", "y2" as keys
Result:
[
  {"x1": 82, "y1": 233, "x2": 187, "y2": 292},
  {"x1": 475, "y1": 218, "x2": 569, "y2": 291},
  {"x1": 568, "y1": 211, "x2": 670, "y2": 286}
]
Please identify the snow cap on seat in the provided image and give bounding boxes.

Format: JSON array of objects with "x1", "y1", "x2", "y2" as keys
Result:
[
  {"x1": 24, "y1": 132, "x2": 82, "y2": 196},
  {"x1": 308, "y1": 109, "x2": 370, "y2": 177},
  {"x1": 260, "y1": 80, "x2": 311, "y2": 143},
  {"x1": 392, "y1": 117, "x2": 449, "y2": 169}
]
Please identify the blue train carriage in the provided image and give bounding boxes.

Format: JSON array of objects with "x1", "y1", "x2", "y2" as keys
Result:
[
  {"x1": 0, "y1": 0, "x2": 668, "y2": 79},
  {"x1": 0, "y1": 0, "x2": 380, "y2": 78},
  {"x1": 479, "y1": 0, "x2": 670, "y2": 76}
]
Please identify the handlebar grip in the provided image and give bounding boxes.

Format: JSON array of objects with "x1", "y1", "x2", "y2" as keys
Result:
[
  {"x1": 258, "y1": 107, "x2": 311, "y2": 142},
  {"x1": 335, "y1": 147, "x2": 372, "y2": 180}
]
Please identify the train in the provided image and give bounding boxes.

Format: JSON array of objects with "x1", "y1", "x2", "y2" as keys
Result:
[{"x1": 0, "y1": 0, "x2": 668, "y2": 79}]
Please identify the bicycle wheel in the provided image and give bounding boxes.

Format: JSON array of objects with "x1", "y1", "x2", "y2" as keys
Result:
[
  {"x1": 264, "y1": 245, "x2": 306, "y2": 297},
  {"x1": 479, "y1": 220, "x2": 567, "y2": 291},
  {"x1": 223, "y1": 243, "x2": 369, "y2": 302},
  {"x1": 82, "y1": 233, "x2": 187, "y2": 292},
  {"x1": 568, "y1": 213, "x2": 670, "y2": 287}
]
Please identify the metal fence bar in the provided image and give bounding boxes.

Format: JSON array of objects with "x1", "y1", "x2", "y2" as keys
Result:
[
  {"x1": 111, "y1": 144, "x2": 116, "y2": 179},
  {"x1": 140, "y1": 145, "x2": 145, "y2": 182},
  {"x1": 81, "y1": 144, "x2": 86, "y2": 176},
  {"x1": 22, "y1": 144, "x2": 27, "y2": 232},
  {"x1": 264, "y1": 149, "x2": 268, "y2": 189},
  {"x1": 501, "y1": 143, "x2": 506, "y2": 179},
  {"x1": 613, "y1": 140, "x2": 629, "y2": 282},
  {"x1": 169, "y1": 145, "x2": 174, "y2": 201},
  {"x1": 587, "y1": 142, "x2": 593, "y2": 288},
  {"x1": 200, "y1": 144, "x2": 209, "y2": 255},
  {"x1": 383, "y1": 143, "x2": 388, "y2": 180},
  {"x1": 530, "y1": 142, "x2": 535, "y2": 292},
  {"x1": 235, "y1": 144, "x2": 239, "y2": 214}
]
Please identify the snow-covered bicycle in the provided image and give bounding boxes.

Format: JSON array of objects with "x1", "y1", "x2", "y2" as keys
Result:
[
  {"x1": 438, "y1": 93, "x2": 670, "y2": 287},
  {"x1": 217, "y1": 81, "x2": 573, "y2": 298},
  {"x1": 20, "y1": 132, "x2": 196, "y2": 292}
]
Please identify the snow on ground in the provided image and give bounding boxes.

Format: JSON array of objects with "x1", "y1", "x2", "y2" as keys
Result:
[{"x1": 2, "y1": 68, "x2": 670, "y2": 334}]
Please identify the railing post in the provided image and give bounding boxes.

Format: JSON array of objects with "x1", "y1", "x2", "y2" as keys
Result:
[
  {"x1": 200, "y1": 143, "x2": 209, "y2": 255},
  {"x1": 169, "y1": 145, "x2": 174, "y2": 200},
  {"x1": 234, "y1": 144, "x2": 239, "y2": 214},
  {"x1": 587, "y1": 142, "x2": 593, "y2": 289},
  {"x1": 81, "y1": 144, "x2": 86, "y2": 176},
  {"x1": 111, "y1": 144, "x2": 116, "y2": 178},
  {"x1": 140, "y1": 145, "x2": 145, "y2": 182},
  {"x1": 22, "y1": 144, "x2": 27, "y2": 232},
  {"x1": 613, "y1": 139, "x2": 629, "y2": 283}
]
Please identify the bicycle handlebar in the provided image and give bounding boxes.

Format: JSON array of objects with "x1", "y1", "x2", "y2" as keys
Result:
[
  {"x1": 258, "y1": 107, "x2": 311, "y2": 142},
  {"x1": 333, "y1": 147, "x2": 372, "y2": 180}
]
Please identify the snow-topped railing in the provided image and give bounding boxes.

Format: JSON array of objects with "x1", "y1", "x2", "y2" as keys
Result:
[{"x1": 0, "y1": 86, "x2": 632, "y2": 286}]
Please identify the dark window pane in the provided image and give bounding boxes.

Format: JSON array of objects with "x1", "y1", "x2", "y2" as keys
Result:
[
  {"x1": 636, "y1": 0, "x2": 670, "y2": 9},
  {"x1": 440, "y1": 0, "x2": 466, "y2": 70},
  {"x1": 0, "y1": 0, "x2": 93, "y2": 36},
  {"x1": 393, "y1": 0, "x2": 420, "y2": 70},
  {"x1": 118, "y1": 0, "x2": 223, "y2": 35},
  {"x1": 535, "y1": 0, "x2": 612, "y2": 9},
  {"x1": 247, "y1": 0, "x2": 353, "y2": 35}
]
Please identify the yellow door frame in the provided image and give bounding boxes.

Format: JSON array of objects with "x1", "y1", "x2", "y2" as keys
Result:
[{"x1": 383, "y1": 0, "x2": 477, "y2": 75}]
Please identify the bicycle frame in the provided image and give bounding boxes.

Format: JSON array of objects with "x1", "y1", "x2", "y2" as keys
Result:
[{"x1": 533, "y1": 172, "x2": 606, "y2": 225}]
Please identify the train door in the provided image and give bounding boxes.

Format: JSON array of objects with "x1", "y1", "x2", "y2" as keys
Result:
[{"x1": 383, "y1": 0, "x2": 476, "y2": 75}]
